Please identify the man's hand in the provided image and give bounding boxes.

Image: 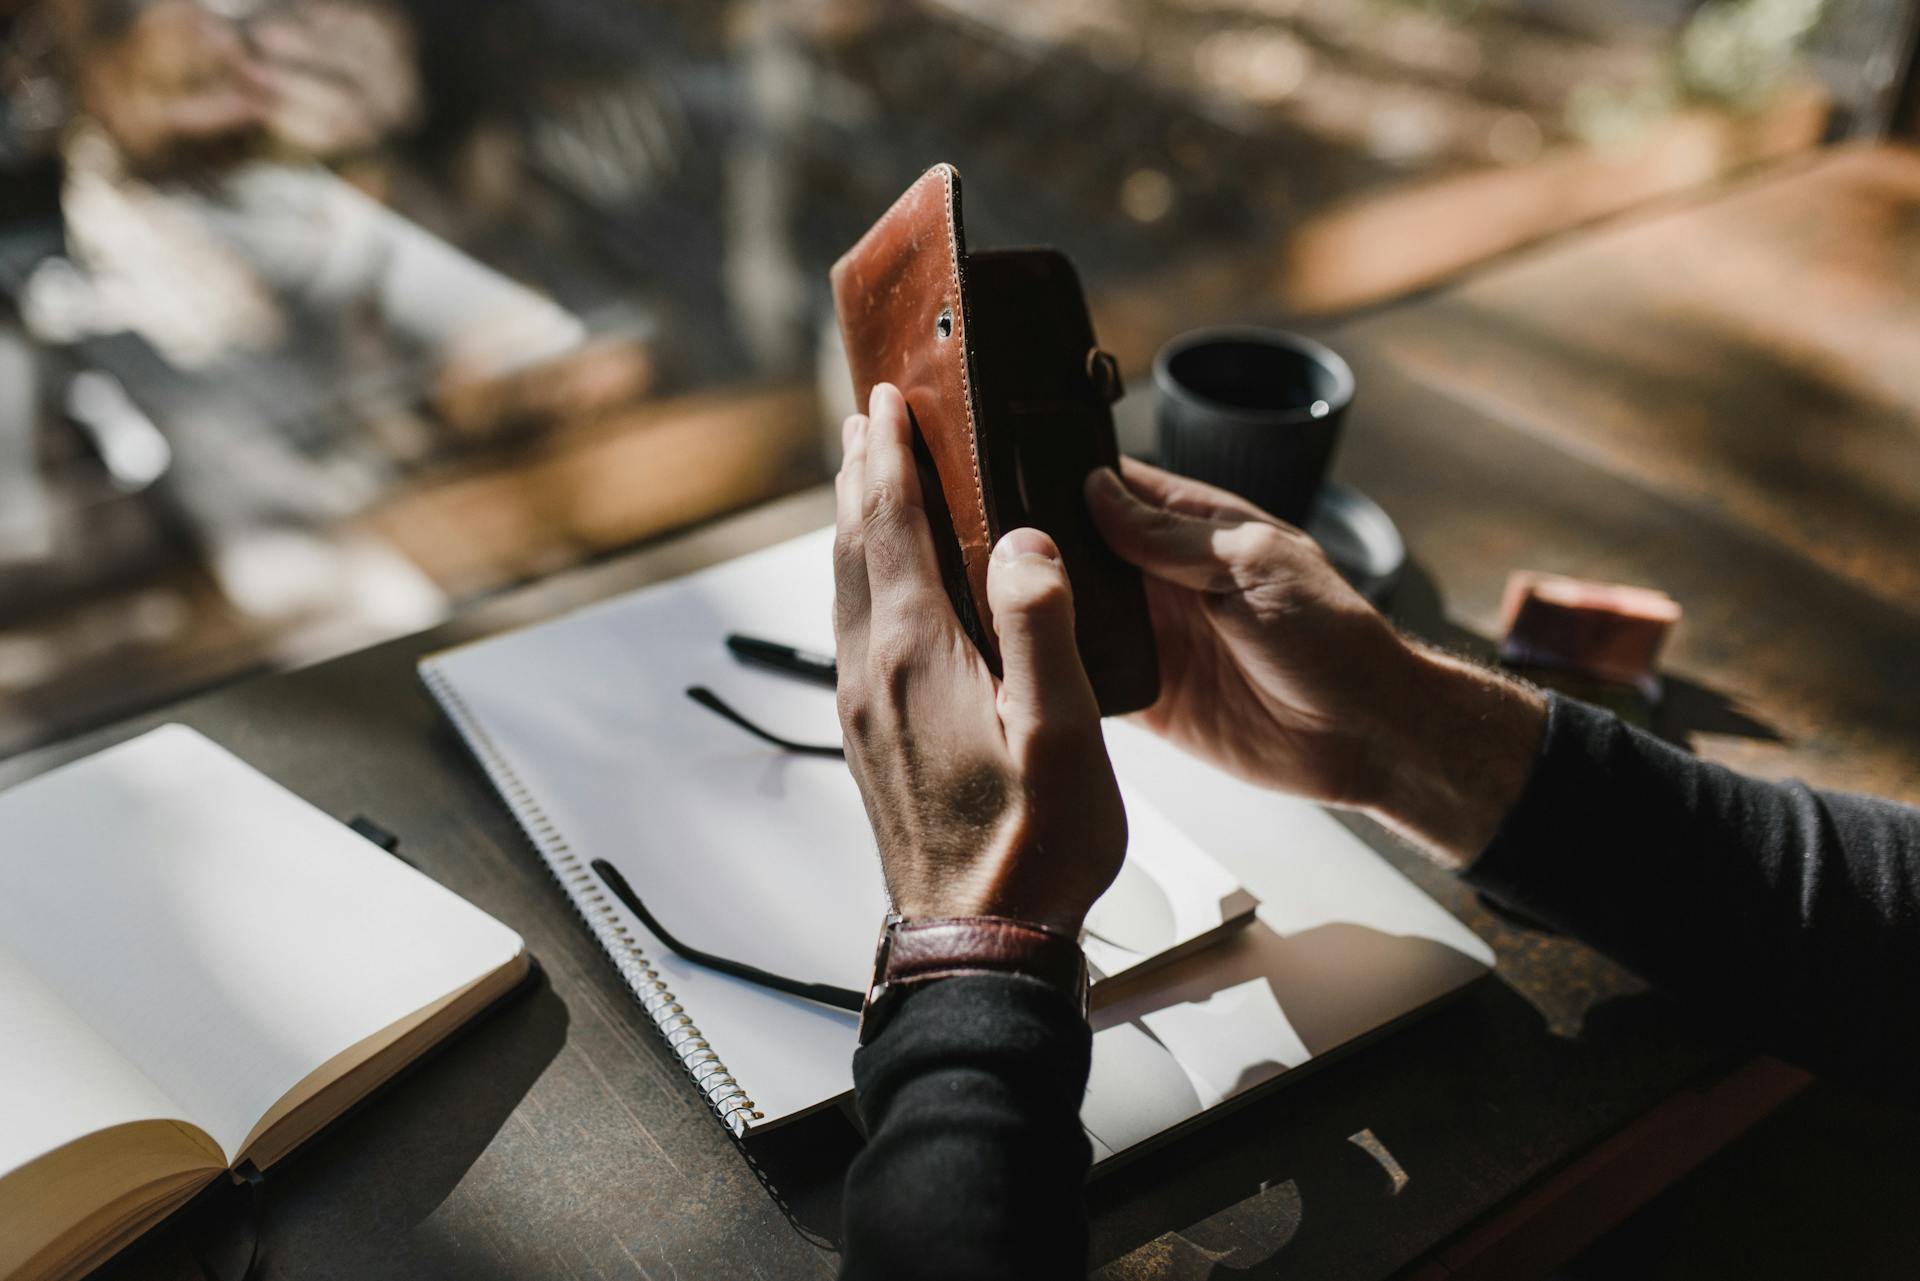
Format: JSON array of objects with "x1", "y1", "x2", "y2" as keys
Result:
[
  {"x1": 1085, "y1": 459, "x2": 1546, "y2": 867},
  {"x1": 833, "y1": 384, "x2": 1125, "y2": 934}
]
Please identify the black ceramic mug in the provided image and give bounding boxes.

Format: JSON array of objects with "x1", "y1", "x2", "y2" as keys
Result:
[{"x1": 1153, "y1": 328, "x2": 1355, "y2": 527}]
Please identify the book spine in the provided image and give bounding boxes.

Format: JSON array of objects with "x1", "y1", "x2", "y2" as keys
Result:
[{"x1": 419, "y1": 663, "x2": 763, "y2": 1136}]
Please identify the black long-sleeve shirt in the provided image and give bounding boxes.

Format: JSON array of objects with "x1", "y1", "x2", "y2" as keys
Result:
[{"x1": 839, "y1": 694, "x2": 1920, "y2": 1278}]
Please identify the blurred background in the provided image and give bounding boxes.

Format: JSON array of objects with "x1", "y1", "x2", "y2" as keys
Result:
[{"x1": 0, "y1": 0, "x2": 1914, "y2": 757}]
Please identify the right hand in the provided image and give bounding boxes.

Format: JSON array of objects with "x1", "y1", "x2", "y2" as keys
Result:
[
  {"x1": 1084, "y1": 459, "x2": 1411, "y2": 808},
  {"x1": 1085, "y1": 459, "x2": 1545, "y2": 865}
]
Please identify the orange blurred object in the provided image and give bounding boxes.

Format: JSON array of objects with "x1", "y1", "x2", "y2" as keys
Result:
[{"x1": 1499, "y1": 571, "x2": 1681, "y2": 695}]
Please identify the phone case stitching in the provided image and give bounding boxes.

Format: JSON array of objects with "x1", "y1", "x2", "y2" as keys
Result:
[{"x1": 938, "y1": 167, "x2": 992, "y2": 564}]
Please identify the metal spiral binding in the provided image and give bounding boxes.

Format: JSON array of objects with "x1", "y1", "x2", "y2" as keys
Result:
[{"x1": 420, "y1": 662, "x2": 764, "y2": 1135}]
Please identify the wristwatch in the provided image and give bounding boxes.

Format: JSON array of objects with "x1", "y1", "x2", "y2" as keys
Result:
[{"x1": 856, "y1": 912, "x2": 1090, "y2": 1045}]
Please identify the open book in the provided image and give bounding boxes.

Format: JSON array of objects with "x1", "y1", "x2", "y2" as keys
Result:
[{"x1": 0, "y1": 726, "x2": 530, "y2": 1281}]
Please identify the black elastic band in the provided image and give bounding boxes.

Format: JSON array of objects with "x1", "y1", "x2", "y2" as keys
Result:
[
  {"x1": 348, "y1": 814, "x2": 419, "y2": 869},
  {"x1": 590, "y1": 858, "x2": 863, "y2": 1012},
  {"x1": 192, "y1": 1161, "x2": 266, "y2": 1281},
  {"x1": 685, "y1": 686, "x2": 846, "y2": 758}
]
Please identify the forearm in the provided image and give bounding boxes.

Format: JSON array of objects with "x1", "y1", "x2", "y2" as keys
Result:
[
  {"x1": 1360, "y1": 644, "x2": 1549, "y2": 868},
  {"x1": 1377, "y1": 666, "x2": 1920, "y2": 1086},
  {"x1": 842, "y1": 975, "x2": 1093, "y2": 1281}
]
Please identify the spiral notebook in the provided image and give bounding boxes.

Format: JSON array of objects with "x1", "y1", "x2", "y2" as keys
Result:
[
  {"x1": 420, "y1": 538, "x2": 1255, "y2": 1133},
  {"x1": 420, "y1": 528, "x2": 1494, "y2": 1159}
]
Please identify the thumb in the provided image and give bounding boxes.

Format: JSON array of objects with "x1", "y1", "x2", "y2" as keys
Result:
[
  {"x1": 987, "y1": 528, "x2": 1102, "y2": 747},
  {"x1": 1085, "y1": 466, "x2": 1264, "y2": 594}
]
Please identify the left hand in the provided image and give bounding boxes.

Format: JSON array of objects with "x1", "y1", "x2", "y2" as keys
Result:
[
  {"x1": 832, "y1": 383, "x2": 1126, "y2": 936},
  {"x1": 1084, "y1": 460, "x2": 1545, "y2": 865}
]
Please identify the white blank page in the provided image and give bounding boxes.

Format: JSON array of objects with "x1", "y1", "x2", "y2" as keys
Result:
[
  {"x1": 0, "y1": 726, "x2": 525, "y2": 1160},
  {"x1": 0, "y1": 943, "x2": 214, "y2": 1182},
  {"x1": 427, "y1": 538, "x2": 883, "y2": 1123}
]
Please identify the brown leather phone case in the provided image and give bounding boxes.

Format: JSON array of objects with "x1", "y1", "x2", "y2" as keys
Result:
[{"x1": 830, "y1": 163, "x2": 1159, "y2": 716}]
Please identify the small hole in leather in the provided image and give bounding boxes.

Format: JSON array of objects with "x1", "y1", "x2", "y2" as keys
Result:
[{"x1": 936, "y1": 307, "x2": 953, "y2": 340}]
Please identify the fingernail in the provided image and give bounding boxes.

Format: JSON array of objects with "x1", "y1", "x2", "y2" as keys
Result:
[
  {"x1": 868, "y1": 382, "x2": 901, "y2": 417},
  {"x1": 994, "y1": 527, "x2": 1058, "y2": 564},
  {"x1": 1084, "y1": 467, "x2": 1122, "y2": 503},
  {"x1": 842, "y1": 414, "x2": 865, "y2": 450}
]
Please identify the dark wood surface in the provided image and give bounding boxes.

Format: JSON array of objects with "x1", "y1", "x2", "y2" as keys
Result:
[
  {"x1": 1352, "y1": 142, "x2": 1920, "y2": 804},
  {"x1": 10, "y1": 145, "x2": 1918, "y2": 1280}
]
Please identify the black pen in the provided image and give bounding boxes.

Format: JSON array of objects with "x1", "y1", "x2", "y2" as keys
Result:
[{"x1": 725, "y1": 633, "x2": 838, "y2": 687}]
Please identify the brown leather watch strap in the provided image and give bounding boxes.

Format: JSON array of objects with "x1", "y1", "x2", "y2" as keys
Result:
[
  {"x1": 886, "y1": 917, "x2": 1085, "y2": 991},
  {"x1": 858, "y1": 914, "x2": 1088, "y2": 1044}
]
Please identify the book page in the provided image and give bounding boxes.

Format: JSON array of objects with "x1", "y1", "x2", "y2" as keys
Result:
[
  {"x1": 0, "y1": 943, "x2": 222, "y2": 1280},
  {"x1": 0, "y1": 726, "x2": 525, "y2": 1159},
  {"x1": 0, "y1": 943, "x2": 217, "y2": 1182}
]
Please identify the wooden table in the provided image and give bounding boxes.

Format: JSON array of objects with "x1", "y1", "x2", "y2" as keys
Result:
[{"x1": 12, "y1": 145, "x2": 1917, "y2": 1280}]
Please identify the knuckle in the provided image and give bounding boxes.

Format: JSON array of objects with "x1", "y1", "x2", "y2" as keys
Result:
[
  {"x1": 1233, "y1": 520, "x2": 1290, "y2": 560},
  {"x1": 862, "y1": 478, "x2": 918, "y2": 531},
  {"x1": 859, "y1": 478, "x2": 892, "y2": 527},
  {"x1": 1222, "y1": 521, "x2": 1303, "y2": 580},
  {"x1": 832, "y1": 524, "x2": 864, "y2": 572}
]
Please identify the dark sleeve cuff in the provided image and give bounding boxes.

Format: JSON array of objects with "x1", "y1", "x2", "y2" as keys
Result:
[
  {"x1": 1464, "y1": 690, "x2": 1618, "y2": 904},
  {"x1": 842, "y1": 975, "x2": 1093, "y2": 1281},
  {"x1": 852, "y1": 972, "x2": 1092, "y2": 1117}
]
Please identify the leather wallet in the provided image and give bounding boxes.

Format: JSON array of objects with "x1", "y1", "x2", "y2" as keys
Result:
[{"x1": 830, "y1": 163, "x2": 1159, "y2": 715}]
